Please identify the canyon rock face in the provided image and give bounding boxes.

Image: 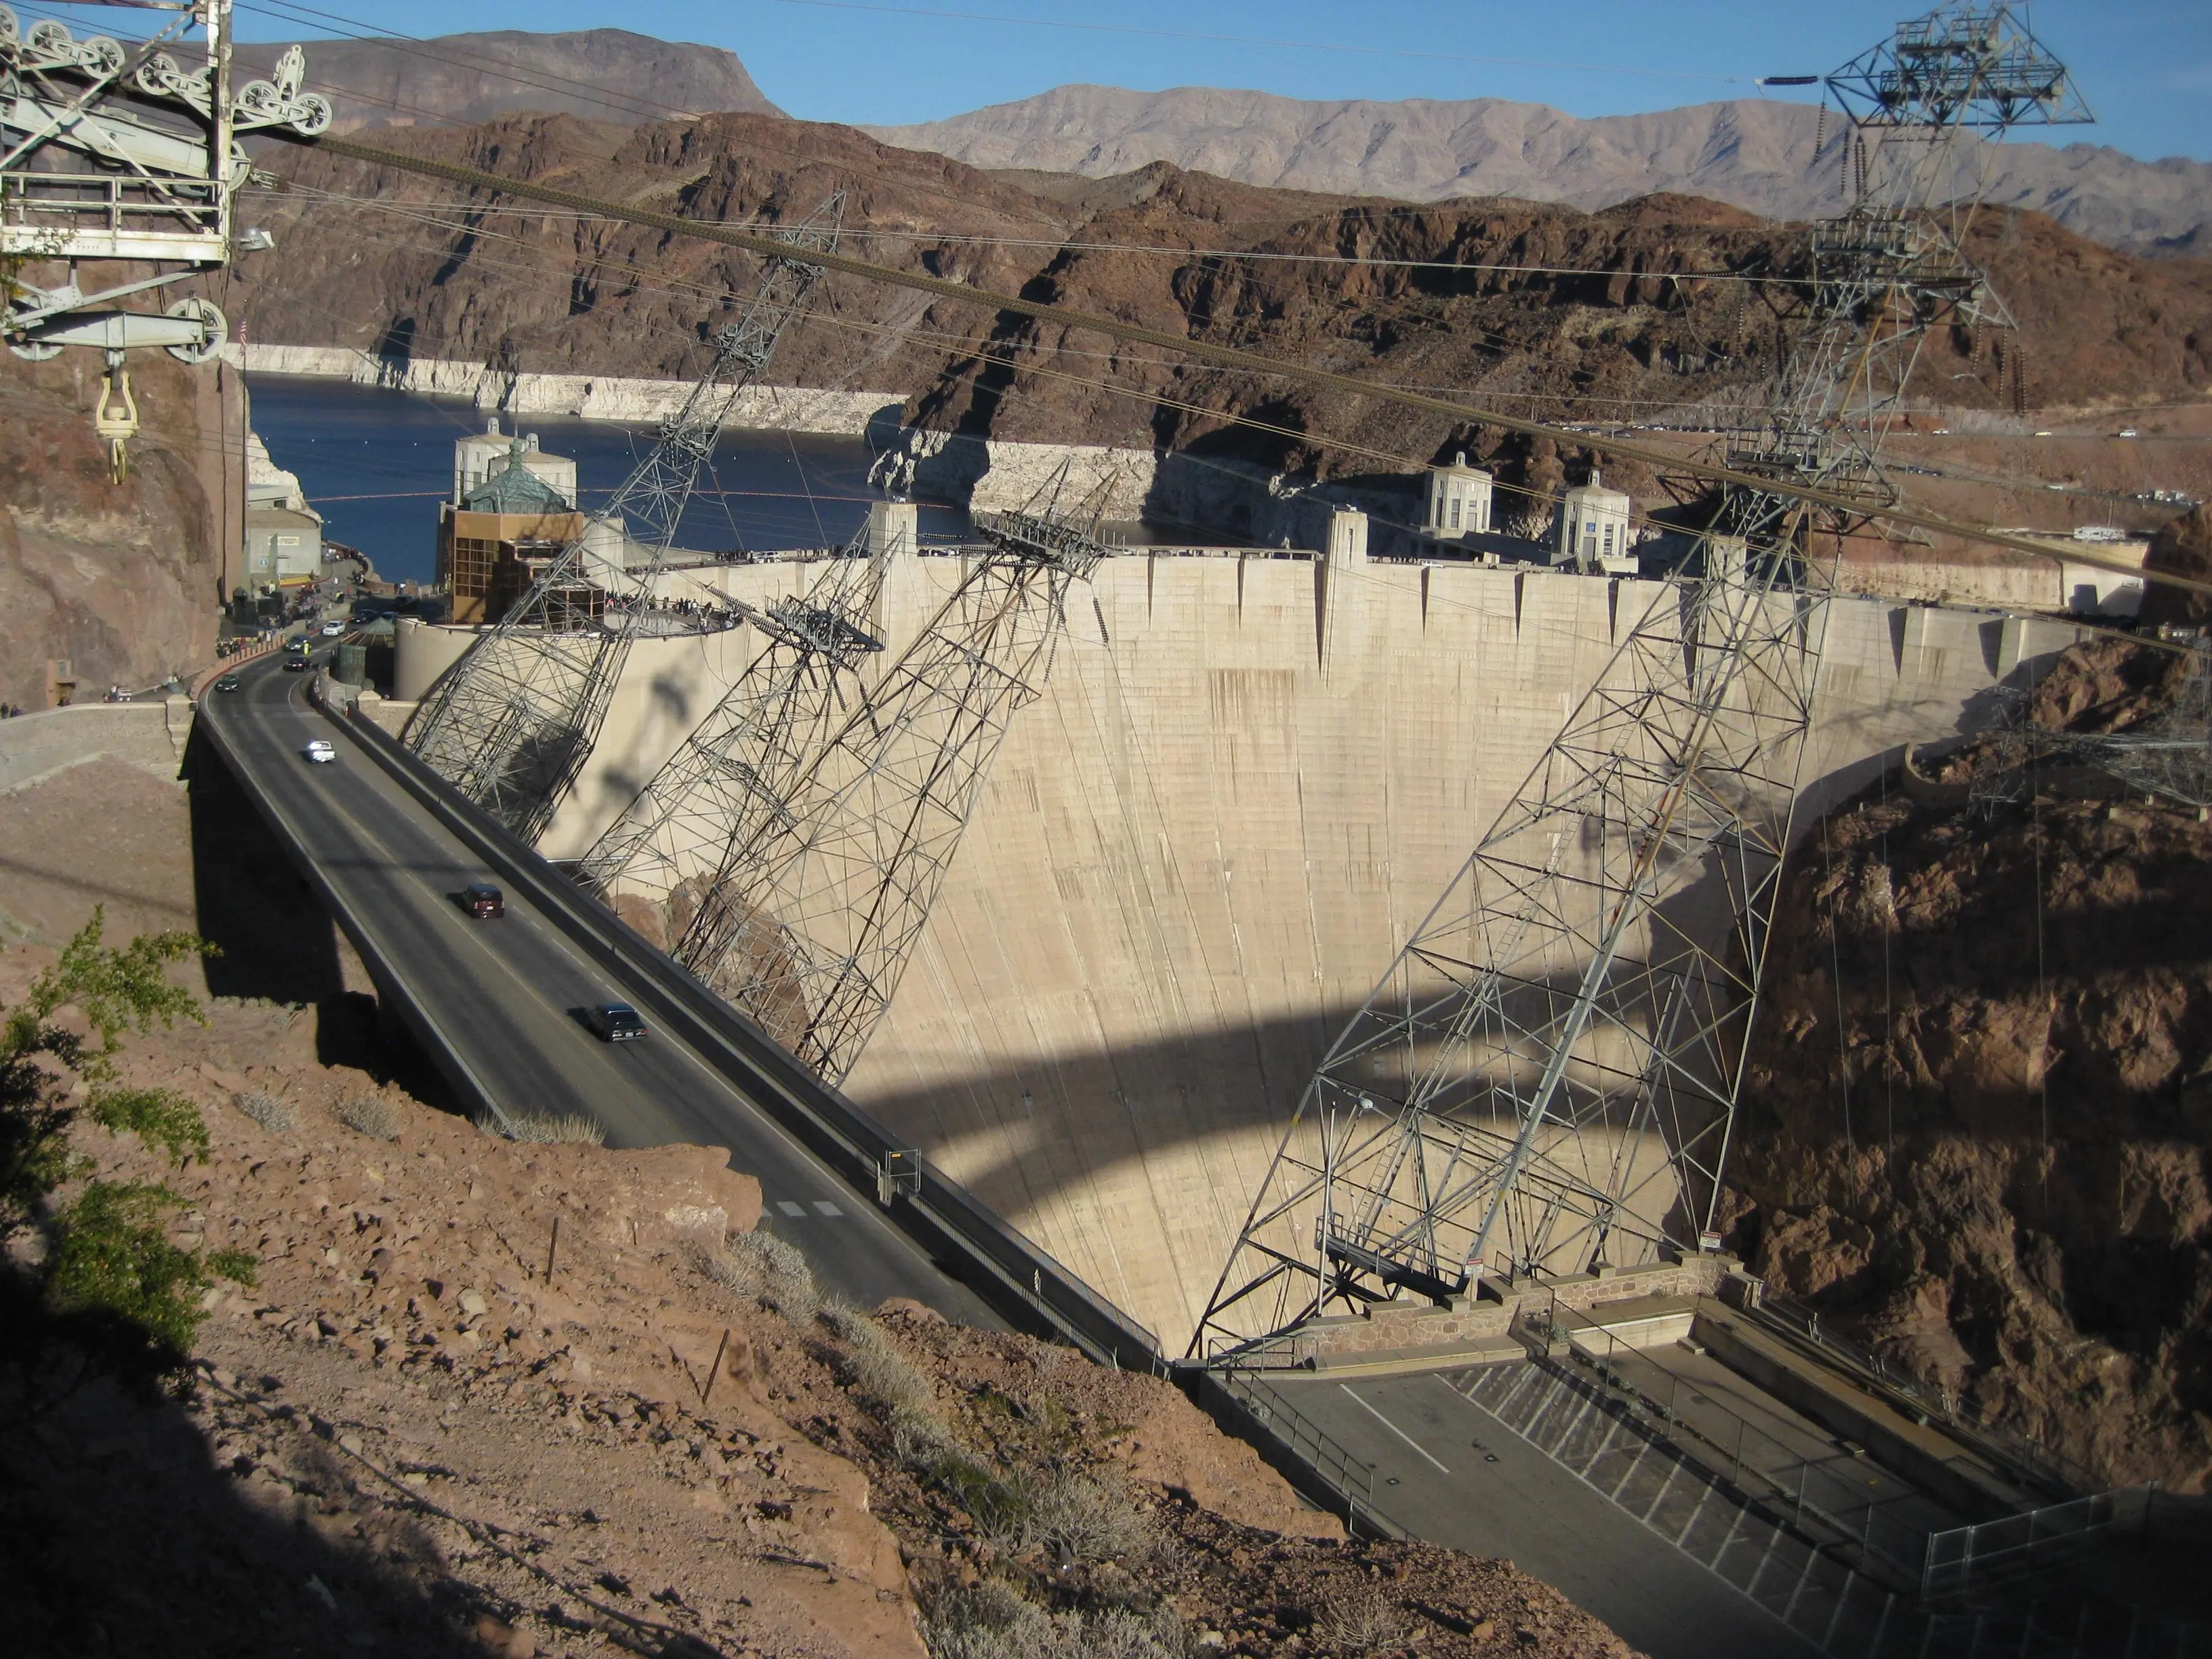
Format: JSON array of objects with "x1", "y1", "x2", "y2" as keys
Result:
[
  {"x1": 0, "y1": 351, "x2": 235, "y2": 710},
  {"x1": 1729, "y1": 640, "x2": 2212, "y2": 1491},
  {"x1": 869, "y1": 83, "x2": 2212, "y2": 257},
  {"x1": 228, "y1": 112, "x2": 2212, "y2": 514}
]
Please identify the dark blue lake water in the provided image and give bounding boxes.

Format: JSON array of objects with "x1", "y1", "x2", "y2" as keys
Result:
[{"x1": 245, "y1": 375, "x2": 968, "y2": 587}]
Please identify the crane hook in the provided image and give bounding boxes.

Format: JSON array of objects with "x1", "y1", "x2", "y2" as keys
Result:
[{"x1": 93, "y1": 352, "x2": 139, "y2": 483}]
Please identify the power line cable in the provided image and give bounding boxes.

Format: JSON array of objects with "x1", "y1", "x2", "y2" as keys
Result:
[{"x1": 266, "y1": 127, "x2": 2198, "y2": 596}]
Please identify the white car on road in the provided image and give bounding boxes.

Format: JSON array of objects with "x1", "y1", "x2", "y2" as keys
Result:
[
  {"x1": 303, "y1": 739, "x2": 337, "y2": 765},
  {"x1": 320, "y1": 621, "x2": 346, "y2": 636}
]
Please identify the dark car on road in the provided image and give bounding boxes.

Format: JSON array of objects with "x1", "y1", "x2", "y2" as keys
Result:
[
  {"x1": 463, "y1": 883, "x2": 504, "y2": 920},
  {"x1": 586, "y1": 1002, "x2": 649, "y2": 1043},
  {"x1": 283, "y1": 655, "x2": 312, "y2": 673},
  {"x1": 214, "y1": 674, "x2": 242, "y2": 693}
]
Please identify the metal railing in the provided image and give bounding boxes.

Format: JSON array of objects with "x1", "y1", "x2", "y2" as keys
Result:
[
  {"x1": 1750, "y1": 1291, "x2": 2097, "y2": 1500},
  {"x1": 1208, "y1": 1367, "x2": 1391, "y2": 1538},
  {"x1": 1533, "y1": 1298, "x2": 1932, "y2": 1591},
  {"x1": 1921, "y1": 1486, "x2": 2146, "y2": 1599}
]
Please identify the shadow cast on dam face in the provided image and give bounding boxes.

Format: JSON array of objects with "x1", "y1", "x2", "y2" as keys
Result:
[{"x1": 857, "y1": 977, "x2": 1715, "y2": 1340}]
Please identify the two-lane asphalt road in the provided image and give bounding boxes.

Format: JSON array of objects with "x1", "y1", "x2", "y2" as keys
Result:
[{"x1": 199, "y1": 651, "x2": 1001, "y2": 1325}]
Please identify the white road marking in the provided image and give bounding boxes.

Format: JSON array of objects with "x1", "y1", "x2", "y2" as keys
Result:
[
  {"x1": 776, "y1": 1201, "x2": 806, "y2": 1218},
  {"x1": 812, "y1": 1200, "x2": 843, "y2": 1217},
  {"x1": 1342, "y1": 1385, "x2": 1451, "y2": 1474}
]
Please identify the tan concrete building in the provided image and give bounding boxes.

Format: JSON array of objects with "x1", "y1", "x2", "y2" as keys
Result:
[
  {"x1": 1557, "y1": 470, "x2": 1635, "y2": 571},
  {"x1": 1422, "y1": 452, "x2": 1494, "y2": 541}
]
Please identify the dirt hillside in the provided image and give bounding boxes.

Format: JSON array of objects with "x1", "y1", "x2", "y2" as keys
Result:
[{"x1": 0, "y1": 750, "x2": 1638, "y2": 1659}]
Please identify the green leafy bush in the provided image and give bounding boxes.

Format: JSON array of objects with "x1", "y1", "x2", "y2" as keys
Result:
[{"x1": 0, "y1": 909, "x2": 252, "y2": 1391}]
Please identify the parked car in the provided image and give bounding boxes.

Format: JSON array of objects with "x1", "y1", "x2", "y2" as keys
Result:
[
  {"x1": 586, "y1": 1002, "x2": 649, "y2": 1043},
  {"x1": 303, "y1": 739, "x2": 336, "y2": 765},
  {"x1": 463, "y1": 883, "x2": 505, "y2": 920},
  {"x1": 214, "y1": 674, "x2": 242, "y2": 693}
]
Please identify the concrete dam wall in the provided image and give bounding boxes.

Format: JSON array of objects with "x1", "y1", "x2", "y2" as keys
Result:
[{"x1": 417, "y1": 550, "x2": 2085, "y2": 1353}]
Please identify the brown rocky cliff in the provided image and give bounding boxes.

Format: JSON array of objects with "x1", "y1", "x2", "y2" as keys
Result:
[
  {"x1": 231, "y1": 113, "x2": 2212, "y2": 499},
  {"x1": 1729, "y1": 640, "x2": 2212, "y2": 1490},
  {"x1": 0, "y1": 350, "x2": 237, "y2": 708}
]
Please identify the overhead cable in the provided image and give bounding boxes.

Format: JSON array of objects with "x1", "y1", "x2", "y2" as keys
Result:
[{"x1": 268, "y1": 126, "x2": 2206, "y2": 598}]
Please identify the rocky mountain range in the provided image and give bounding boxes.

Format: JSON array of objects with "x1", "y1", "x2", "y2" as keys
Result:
[
  {"x1": 239, "y1": 27, "x2": 781, "y2": 132},
  {"x1": 869, "y1": 84, "x2": 2212, "y2": 256}
]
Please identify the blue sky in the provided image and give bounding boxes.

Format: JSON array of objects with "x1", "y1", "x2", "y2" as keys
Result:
[{"x1": 112, "y1": 1, "x2": 2212, "y2": 162}]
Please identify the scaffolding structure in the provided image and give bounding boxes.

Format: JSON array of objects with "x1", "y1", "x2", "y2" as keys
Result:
[
  {"x1": 403, "y1": 192, "x2": 844, "y2": 842},
  {"x1": 1192, "y1": 2, "x2": 2091, "y2": 1362},
  {"x1": 597, "y1": 470, "x2": 1107, "y2": 1084}
]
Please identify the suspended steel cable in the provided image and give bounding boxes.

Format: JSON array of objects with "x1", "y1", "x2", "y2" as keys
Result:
[{"x1": 262, "y1": 124, "x2": 2205, "y2": 600}]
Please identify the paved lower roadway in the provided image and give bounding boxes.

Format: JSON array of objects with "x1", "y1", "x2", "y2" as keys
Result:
[
  {"x1": 200, "y1": 651, "x2": 1003, "y2": 1328},
  {"x1": 1264, "y1": 1370, "x2": 1820, "y2": 1659}
]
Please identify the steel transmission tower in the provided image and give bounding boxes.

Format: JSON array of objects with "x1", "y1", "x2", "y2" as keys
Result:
[
  {"x1": 651, "y1": 470, "x2": 1109, "y2": 1084},
  {"x1": 1193, "y1": 2, "x2": 2088, "y2": 1361},
  {"x1": 403, "y1": 192, "x2": 846, "y2": 843},
  {"x1": 574, "y1": 525, "x2": 893, "y2": 949}
]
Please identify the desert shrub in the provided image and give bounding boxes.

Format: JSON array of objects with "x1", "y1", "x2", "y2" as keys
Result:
[
  {"x1": 232, "y1": 1089, "x2": 295, "y2": 1133},
  {"x1": 926, "y1": 1580, "x2": 1052, "y2": 1659},
  {"x1": 336, "y1": 1092, "x2": 403, "y2": 1142},
  {"x1": 487, "y1": 1109, "x2": 605, "y2": 1145},
  {"x1": 0, "y1": 911, "x2": 261, "y2": 1391},
  {"x1": 822, "y1": 1300, "x2": 938, "y2": 1417},
  {"x1": 1315, "y1": 1591, "x2": 1407, "y2": 1655},
  {"x1": 695, "y1": 1227, "x2": 819, "y2": 1322},
  {"x1": 1022, "y1": 1469, "x2": 1159, "y2": 1567},
  {"x1": 923, "y1": 1582, "x2": 1185, "y2": 1659},
  {"x1": 85, "y1": 1086, "x2": 210, "y2": 1166}
]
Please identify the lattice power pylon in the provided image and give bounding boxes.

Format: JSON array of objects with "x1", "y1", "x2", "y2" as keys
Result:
[
  {"x1": 3, "y1": 0, "x2": 327, "y2": 472},
  {"x1": 403, "y1": 192, "x2": 846, "y2": 843},
  {"x1": 647, "y1": 470, "x2": 1108, "y2": 1084},
  {"x1": 1193, "y1": 1, "x2": 2089, "y2": 1362},
  {"x1": 574, "y1": 524, "x2": 893, "y2": 948}
]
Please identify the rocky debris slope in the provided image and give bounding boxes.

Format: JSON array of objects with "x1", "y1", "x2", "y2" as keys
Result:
[
  {"x1": 868, "y1": 84, "x2": 2212, "y2": 258},
  {"x1": 0, "y1": 352, "x2": 232, "y2": 710},
  {"x1": 0, "y1": 950, "x2": 1639, "y2": 1657},
  {"x1": 1727, "y1": 638, "x2": 2212, "y2": 1491}
]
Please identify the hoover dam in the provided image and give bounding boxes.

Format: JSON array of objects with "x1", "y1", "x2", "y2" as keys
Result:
[{"x1": 392, "y1": 531, "x2": 2090, "y2": 1351}]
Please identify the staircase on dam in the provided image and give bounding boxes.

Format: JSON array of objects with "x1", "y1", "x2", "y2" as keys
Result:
[{"x1": 1450, "y1": 1358, "x2": 2206, "y2": 1659}]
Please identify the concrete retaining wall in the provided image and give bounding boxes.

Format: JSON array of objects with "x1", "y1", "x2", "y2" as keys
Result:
[{"x1": 0, "y1": 700, "x2": 192, "y2": 796}]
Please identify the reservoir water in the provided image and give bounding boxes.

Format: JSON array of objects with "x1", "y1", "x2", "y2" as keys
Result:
[{"x1": 244, "y1": 375, "x2": 970, "y2": 587}]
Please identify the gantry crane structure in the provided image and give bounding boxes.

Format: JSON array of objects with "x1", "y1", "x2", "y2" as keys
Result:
[
  {"x1": 1192, "y1": 1, "x2": 2091, "y2": 1362},
  {"x1": 582, "y1": 467, "x2": 1108, "y2": 1084},
  {"x1": 3, "y1": 0, "x2": 327, "y2": 472},
  {"x1": 404, "y1": 192, "x2": 846, "y2": 844}
]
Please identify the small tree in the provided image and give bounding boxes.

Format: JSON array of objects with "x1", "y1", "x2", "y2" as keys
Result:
[{"x1": 1, "y1": 908, "x2": 251, "y2": 1393}]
